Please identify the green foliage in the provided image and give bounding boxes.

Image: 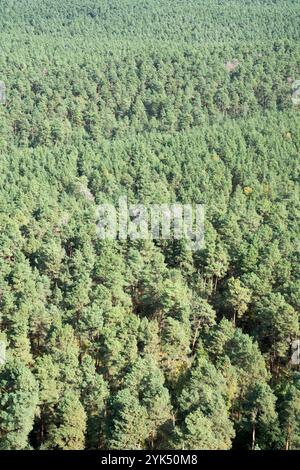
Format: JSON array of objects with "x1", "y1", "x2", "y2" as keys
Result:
[
  {"x1": 42, "y1": 390, "x2": 87, "y2": 450},
  {"x1": 175, "y1": 355, "x2": 235, "y2": 449},
  {"x1": 0, "y1": 0, "x2": 299, "y2": 450},
  {"x1": 108, "y1": 357, "x2": 172, "y2": 449},
  {"x1": 0, "y1": 360, "x2": 39, "y2": 449}
]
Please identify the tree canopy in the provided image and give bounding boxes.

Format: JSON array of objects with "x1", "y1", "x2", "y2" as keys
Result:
[{"x1": 0, "y1": 0, "x2": 300, "y2": 450}]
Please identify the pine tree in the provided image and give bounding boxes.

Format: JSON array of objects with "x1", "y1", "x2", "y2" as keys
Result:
[
  {"x1": 226, "y1": 277, "x2": 251, "y2": 326},
  {"x1": 176, "y1": 355, "x2": 235, "y2": 450},
  {"x1": 80, "y1": 355, "x2": 109, "y2": 449},
  {"x1": 0, "y1": 360, "x2": 39, "y2": 449},
  {"x1": 43, "y1": 390, "x2": 86, "y2": 450},
  {"x1": 107, "y1": 389, "x2": 148, "y2": 450}
]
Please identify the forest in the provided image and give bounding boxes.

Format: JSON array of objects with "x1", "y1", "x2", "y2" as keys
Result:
[{"x1": 0, "y1": 0, "x2": 300, "y2": 451}]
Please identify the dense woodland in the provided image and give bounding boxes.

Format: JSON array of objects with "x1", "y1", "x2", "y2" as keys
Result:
[{"x1": 0, "y1": 0, "x2": 300, "y2": 451}]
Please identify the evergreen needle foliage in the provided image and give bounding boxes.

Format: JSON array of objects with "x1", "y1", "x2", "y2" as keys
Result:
[{"x1": 0, "y1": 0, "x2": 299, "y2": 450}]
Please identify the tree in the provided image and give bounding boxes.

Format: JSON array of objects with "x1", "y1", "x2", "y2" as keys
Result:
[
  {"x1": 226, "y1": 277, "x2": 251, "y2": 326},
  {"x1": 34, "y1": 354, "x2": 60, "y2": 447},
  {"x1": 47, "y1": 323, "x2": 80, "y2": 388},
  {"x1": 107, "y1": 389, "x2": 148, "y2": 450},
  {"x1": 0, "y1": 360, "x2": 39, "y2": 449},
  {"x1": 176, "y1": 355, "x2": 235, "y2": 450},
  {"x1": 190, "y1": 296, "x2": 216, "y2": 352},
  {"x1": 108, "y1": 357, "x2": 172, "y2": 449},
  {"x1": 175, "y1": 409, "x2": 223, "y2": 450},
  {"x1": 244, "y1": 382, "x2": 279, "y2": 450},
  {"x1": 43, "y1": 390, "x2": 86, "y2": 450},
  {"x1": 255, "y1": 293, "x2": 299, "y2": 371},
  {"x1": 80, "y1": 355, "x2": 109, "y2": 449},
  {"x1": 278, "y1": 373, "x2": 300, "y2": 450},
  {"x1": 126, "y1": 357, "x2": 172, "y2": 447}
]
